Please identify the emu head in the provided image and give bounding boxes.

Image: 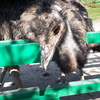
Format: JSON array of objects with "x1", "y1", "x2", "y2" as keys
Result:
[
  {"x1": 19, "y1": 4, "x2": 67, "y2": 70},
  {"x1": 39, "y1": 6, "x2": 67, "y2": 70}
]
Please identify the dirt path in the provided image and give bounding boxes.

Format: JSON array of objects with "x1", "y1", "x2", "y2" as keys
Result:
[{"x1": 93, "y1": 21, "x2": 100, "y2": 32}]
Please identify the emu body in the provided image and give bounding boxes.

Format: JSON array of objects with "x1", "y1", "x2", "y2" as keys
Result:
[{"x1": 0, "y1": 0, "x2": 67, "y2": 88}]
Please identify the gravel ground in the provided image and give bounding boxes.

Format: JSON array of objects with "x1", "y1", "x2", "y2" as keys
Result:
[
  {"x1": 93, "y1": 21, "x2": 100, "y2": 32},
  {"x1": 0, "y1": 21, "x2": 100, "y2": 100}
]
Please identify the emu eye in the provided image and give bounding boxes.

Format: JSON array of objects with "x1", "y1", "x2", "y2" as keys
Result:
[{"x1": 53, "y1": 26, "x2": 60, "y2": 35}]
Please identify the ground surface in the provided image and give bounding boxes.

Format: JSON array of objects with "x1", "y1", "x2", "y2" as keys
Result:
[{"x1": 0, "y1": 21, "x2": 100, "y2": 100}]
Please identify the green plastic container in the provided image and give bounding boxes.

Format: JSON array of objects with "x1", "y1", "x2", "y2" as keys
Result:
[
  {"x1": 0, "y1": 40, "x2": 41, "y2": 67},
  {"x1": 85, "y1": 32, "x2": 100, "y2": 44}
]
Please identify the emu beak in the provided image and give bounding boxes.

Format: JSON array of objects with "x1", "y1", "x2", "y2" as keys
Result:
[
  {"x1": 41, "y1": 43, "x2": 57, "y2": 71},
  {"x1": 41, "y1": 45, "x2": 54, "y2": 71}
]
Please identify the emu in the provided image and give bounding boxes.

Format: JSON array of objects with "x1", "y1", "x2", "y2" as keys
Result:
[
  {"x1": 0, "y1": 0, "x2": 94, "y2": 88},
  {"x1": 0, "y1": 0, "x2": 67, "y2": 88},
  {"x1": 54, "y1": 0, "x2": 94, "y2": 82}
]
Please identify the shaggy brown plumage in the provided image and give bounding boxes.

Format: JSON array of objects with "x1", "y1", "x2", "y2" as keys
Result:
[
  {"x1": 0, "y1": 0, "x2": 67, "y2": 88},
  {"x1": 89, "y1": 43, "x2": 100, "y2": 52},
  {"x1": 54, "y1": 0, "x2": 93, "y2": 82},
  {"x1": 0, "y1": 0, "x2": 94, "y2": 87}
]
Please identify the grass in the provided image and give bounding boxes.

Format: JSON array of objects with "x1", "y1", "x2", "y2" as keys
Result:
[
  {"x1": 83, "y1": 2, "x2": 100, "y2": 20},
  {"x1": 87, "y1": 8, "x2": 100, "y2": 20}
]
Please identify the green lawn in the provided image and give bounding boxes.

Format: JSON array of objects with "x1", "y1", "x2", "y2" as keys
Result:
[
  {"x1": 83, "y1": 2, "x2": 100, "y2": 20},
  {"x1": 87, "y1": 8, "x2": 100, "y2": 20}
]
